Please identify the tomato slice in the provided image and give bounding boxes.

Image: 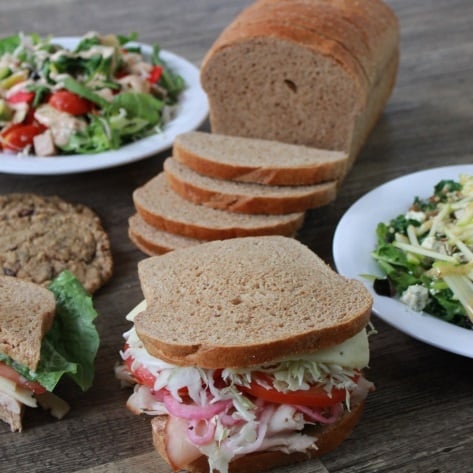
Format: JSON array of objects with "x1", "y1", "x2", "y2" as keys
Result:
[
  {"x1": 1, "y1": 123, "x2": 44, "y2": 152},
  {"x1": 239, "y1": 373, "x2": 347, "y2": 408},
  {"x1": 0, "y1": 362, "x2": 46, "y2": 394},
  {"x1": 48, "y1": 90, "x2": 93, "y2": 115},
  {"x1": 7, "y1": 90, "x2": 35, "y2": 104},
  {"x1": 124, "y1": 356, "x2": 156, "y2": 389}
]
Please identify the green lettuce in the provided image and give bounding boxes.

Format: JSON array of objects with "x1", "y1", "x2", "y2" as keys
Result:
[{"x1": 0, "y1": 271, "x2": 100, "y2": 392}]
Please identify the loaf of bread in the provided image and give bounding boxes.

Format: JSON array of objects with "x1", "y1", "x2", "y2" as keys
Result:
[
  {"x1": 200, "y1": 0, "x2": 399, "y2": 163},
  {"x1": 164, "y1": 157, "x2": 337, "y2": 214}
]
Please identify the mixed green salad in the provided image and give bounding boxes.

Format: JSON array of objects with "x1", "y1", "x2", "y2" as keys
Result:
[
  {"x1": 0, "y1": 32, "x2": 185, "y2": 156},
  {"x1": 372, "y1": 175, "x2": 473, "y2": 330}
]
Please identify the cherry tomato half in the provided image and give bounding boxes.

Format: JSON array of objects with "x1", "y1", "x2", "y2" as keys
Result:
[
  {"x1": 1, "y1": 123, "x2": 44, "y2": 152},
  {"x1": 48, "y1": 90, "x2": 93, "y2": 115},
  {"x1": 0, "y1": 361, "x2": 46, "y2": 394},
  {"x1": 7, "y1": 90, "x2": 35, "y2": 104}
]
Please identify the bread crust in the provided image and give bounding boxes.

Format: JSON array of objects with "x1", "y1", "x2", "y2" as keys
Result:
[
  {"x1": 151, "y1": 400, "x2": 366, "y2": 473},
  {"x1": 128, "y1": 214, "x2": 202, "y2": 256},
  {"x1": 163, "y1": 158, "x2": 338, "y2": 215}
]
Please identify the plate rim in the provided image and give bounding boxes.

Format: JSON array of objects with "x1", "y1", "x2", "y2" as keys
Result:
[
  {"x1": 333, "y1": 164, "x2": 473, "y2": 359},
  {"x1": 0, "y1": 36, "x2": 209, "y2": 175}
]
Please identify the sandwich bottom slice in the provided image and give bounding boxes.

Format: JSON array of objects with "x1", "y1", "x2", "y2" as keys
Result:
[{"x1": 116, "y1": 236, "x2": 375, "y2": 473}]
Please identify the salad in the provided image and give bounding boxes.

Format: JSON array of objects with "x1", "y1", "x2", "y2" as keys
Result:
[
  {"x1": 0, "y1": 32, "x2": 185, "y2": 156},
  {"x1": 372, "y1": 175, "x2": 473, "y2": 330}
]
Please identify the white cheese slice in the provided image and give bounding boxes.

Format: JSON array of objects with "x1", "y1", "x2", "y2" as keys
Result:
[{"x1": 285, "y1": 329, "x2": 370, "y2": 369}]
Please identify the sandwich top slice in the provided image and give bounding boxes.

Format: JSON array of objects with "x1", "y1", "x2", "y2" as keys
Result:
[
  {"x1": 0, "y1": 272, "x2": 100, "y2": 432},
  {"x1": 117, "y1": 236, "x2": 374, "y2": 473}
]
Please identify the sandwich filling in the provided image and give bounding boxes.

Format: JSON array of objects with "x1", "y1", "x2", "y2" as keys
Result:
[{"x1": 117, "y1": 302, "x2": 374, "y2": 473}]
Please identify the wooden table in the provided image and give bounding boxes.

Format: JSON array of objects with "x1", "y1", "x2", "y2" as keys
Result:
[{"x1": 1, "y1": 1, "x2": 472, "y2": 472}]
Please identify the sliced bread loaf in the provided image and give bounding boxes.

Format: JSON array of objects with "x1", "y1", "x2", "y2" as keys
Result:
[
  {"x1": 133, "y1": 173, "x2": 305, "y2": 241},
  {"x1": 163, "y1": 157, "x2": 337, "y2": 214},
  {"x1": 0, "y1": 276, "x2": 56, "y2": 371},
  {"x1": 129, "y1": 213, "x2": 202, "y2": 256},
  {"x1": 135, "y1": 236, "x2": 373, "y2": 368},
  {"x1": 173, "y1": 131, "x2": 349, "y2": 185},
  {"x1": 200, "y1": 0, "x2": 399, "y2": 160}
]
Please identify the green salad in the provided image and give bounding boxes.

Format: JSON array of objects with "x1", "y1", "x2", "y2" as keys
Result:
[
  {"x1": 372, "y1": 175, "x2": 473, "y2": 330},
  {"x1": 0, "y1": 32, "x2": 185, "y2": 156}
]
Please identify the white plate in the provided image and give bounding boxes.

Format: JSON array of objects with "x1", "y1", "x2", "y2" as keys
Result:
[
  {"x1": 0, "y1": 37, "x2": 209, "y2": 175},
  {"x1": 333, "y1": 165, "x2": 473, "y2": 359}
]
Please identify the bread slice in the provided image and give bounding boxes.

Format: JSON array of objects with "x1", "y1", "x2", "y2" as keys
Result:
[
  {"x1": 173, "y1": 131, "x2": 349, "y2": 186},
  {"x1": 151, "y1": 398, "x2": 365, "y2": 473},
  {"x1": 135, "y1": 236, "x2": 373, "y2": 368},
  {"x1": 200, "y1": 0, "x2": 399, "y2": 160},
  {"x1": 128, "y1": 213, "x2": 202, "y2": 256},
  {"x1": 0, "y1": 276, "x2": 56, "y2": 371},
  {"x1": 163, "y1": 157, "x2": 337, "y2": 214},
  {"x1": 133, "y1": 173, "x2": 305, "y2": 241}
]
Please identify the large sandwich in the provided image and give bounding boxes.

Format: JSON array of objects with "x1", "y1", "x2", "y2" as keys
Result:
[
  {"x1": 0, "y1": 271, "x2": 100, "y2": 432},
  {"x1": 117, "y1": 236, "x2": 374, "y2": 473}
]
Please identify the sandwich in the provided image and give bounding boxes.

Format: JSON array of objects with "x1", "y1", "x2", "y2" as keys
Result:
[
  {"x1": 117, "y1": 236, "x2": 374, "y2": 473},
  {"x1": 0, "y1": 271, "x2": 100, "y2": 432}
]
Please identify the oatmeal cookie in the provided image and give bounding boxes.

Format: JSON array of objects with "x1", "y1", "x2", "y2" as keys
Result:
[{"x1": 0, "y1": 193, "x2": 113, "y2": 293}]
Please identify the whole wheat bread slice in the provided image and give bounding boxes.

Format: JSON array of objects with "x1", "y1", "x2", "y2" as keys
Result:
[
  {"x1": 164, "y1": 157, "x2": 337, "y2": 214},
  {"x1": 0, "y1": 276, "x2": 56, "y2": 371},
  {"x1": 135, "y1": 236, "x2": 373, "y2": 368},
  {"x1": 133, "y1": 173, "x2": 305, "y2": 241},
  {"x1": 128, "y1": 213, "x2": 202, "y2": 256},
  {"x1": 173, "y1": 131, "x2": 349, "y2": 186}
]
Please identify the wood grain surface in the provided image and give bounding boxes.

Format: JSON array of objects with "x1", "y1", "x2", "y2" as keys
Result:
[{"x1": 0, "y1": 1, "x2": 472, "y2": 472}]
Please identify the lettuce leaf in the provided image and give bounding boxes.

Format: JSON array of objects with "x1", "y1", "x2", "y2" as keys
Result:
[{"x1": 0, "y1": 271, "x2": 100, "y2": 392}]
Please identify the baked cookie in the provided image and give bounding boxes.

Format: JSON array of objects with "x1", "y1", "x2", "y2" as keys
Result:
[{"x1": 0, "y1": 193, "x2": 113, "y2": 293}]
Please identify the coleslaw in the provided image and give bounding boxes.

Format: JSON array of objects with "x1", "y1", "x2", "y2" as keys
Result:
[
  {"x1": 372, "y1": 174, "x2": 473, "y2": 329},
  {"x1": 0, "y1": 32, "x2": 185, "y2": 156}
]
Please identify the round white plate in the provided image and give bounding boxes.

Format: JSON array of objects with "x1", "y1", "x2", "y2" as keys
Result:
[
  {"x1": 0, "y1": 37, "x2": 209, "y2": 175},
  {"x1": 333, "y1": 165, "x2": 473, "y2": 359}
]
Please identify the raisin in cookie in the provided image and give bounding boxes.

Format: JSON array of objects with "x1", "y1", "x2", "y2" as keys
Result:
[{"x1": 0, "y1": 193, "x2": 113, "y2": 293}]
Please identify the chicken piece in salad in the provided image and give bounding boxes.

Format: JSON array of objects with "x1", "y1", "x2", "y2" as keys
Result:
[{"x1": 0, "y1": 32, "x2": 185, "y2": 156}]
